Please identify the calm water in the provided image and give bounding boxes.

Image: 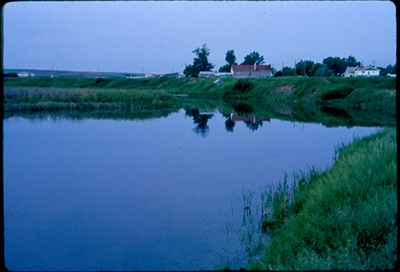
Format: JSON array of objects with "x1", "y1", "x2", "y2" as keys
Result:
[{"x1": 4, "y1": 109, "x2": 379, "y2": 270}]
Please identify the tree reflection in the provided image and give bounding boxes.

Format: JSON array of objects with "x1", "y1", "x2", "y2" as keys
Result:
[
  {"x1": 185, "y1": 108, "x2": 200, "y2": 118},
  {"x1": 244, "y1": 120, "x2": 263, "y2": 131},
  {"x1": 185, "y1": 107, "x2": 213, "y2": 137},
  {"x1": 185, "y1": 106, "x2": 271, "y2": 135},
  {"x1": 225, "y1": 112, "x2": 269, "y2": 132},
  {"x1": 225, "y1": 118, "x2": 236, "y2": 132},
  {"x1": 233, "y1": 103, "x2": 254, "y2": 114}
]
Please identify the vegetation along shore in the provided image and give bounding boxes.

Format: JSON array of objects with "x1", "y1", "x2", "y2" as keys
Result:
[
  {"x1": 4, "y1": 76, "x2": 396, "y2": 119},
  {"x1": 250, "y1": 128, "x2": 397, "y2": 270}
]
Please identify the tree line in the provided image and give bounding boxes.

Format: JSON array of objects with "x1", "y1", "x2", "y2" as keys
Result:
[
  {"x1": 183, "y1": 44, "x2": 265, "y2": 77},
  {"x1": 183, "y1": 44, "x2": 396, "y2": 78}
]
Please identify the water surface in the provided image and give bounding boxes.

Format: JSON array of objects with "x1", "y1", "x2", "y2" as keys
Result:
[{"x1": 4, "y1": 109, "x2": 379, "y2": 270}]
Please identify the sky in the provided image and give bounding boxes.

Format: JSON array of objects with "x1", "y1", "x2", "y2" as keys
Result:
[{"x1": 3, "y1": 1, "x2": 396, "y2": 73}]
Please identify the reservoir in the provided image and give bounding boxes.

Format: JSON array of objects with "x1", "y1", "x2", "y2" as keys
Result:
[{"x1": 4, "y1": 109, "x2": 379, "y2": 270}]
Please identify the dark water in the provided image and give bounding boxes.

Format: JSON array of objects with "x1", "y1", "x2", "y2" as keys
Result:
[{"x1": 4, "y1": 109, "x2": 379, "y2": 270}]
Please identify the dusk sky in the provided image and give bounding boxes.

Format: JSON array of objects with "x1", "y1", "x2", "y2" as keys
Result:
[{"x1": 4, "y1": 1, "x2": 396, "y2": 73}]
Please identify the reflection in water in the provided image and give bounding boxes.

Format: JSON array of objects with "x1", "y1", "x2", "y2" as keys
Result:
[
  {"x1": 225, "y1": 113, "x2": 271, "y2": 132},
  {"x1": 233, "y1": 103, "x2": 254, "y2": 114},
  {"x1": 186, "y1": 105, "x2": 272, "y2": 134},
  {"x1": 221, "y1": 190, "x2": 269, "y2": 269},
  {"x1": 185, "y1": 108, "x2": 214, "y2": 137},
  {"x1": 4, "y1": 108, "x2": 178, "y2": 121},
  {"x1": 245, "y1": 120, "x2": 263, "y2": 131},
  {"x1": 225, "y1": 118, "x2": 235, "y2": 132}
]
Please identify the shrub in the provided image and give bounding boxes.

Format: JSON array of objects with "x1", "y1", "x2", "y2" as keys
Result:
[
  {"x1": 233, "y1": 102, "x2": 254, "y2": 113},
  {"x1": 233, "y1": 79, "x2": 253, "y2": 93},
  {"x1": 321, "y1": 87, "x2": 354, "y2": 100}
]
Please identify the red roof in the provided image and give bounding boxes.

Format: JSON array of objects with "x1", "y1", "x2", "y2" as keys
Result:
[{"x1": 231, "y1": 64, "x2": 272, "y2": 72}]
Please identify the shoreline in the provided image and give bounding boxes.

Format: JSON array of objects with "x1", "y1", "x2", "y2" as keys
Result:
[
  {"x1": 4, "y1": 76, "x2": 396, "y2": 127},
  {"x1": 249, "y1": 128, "x2": 396, "y2": 270}
]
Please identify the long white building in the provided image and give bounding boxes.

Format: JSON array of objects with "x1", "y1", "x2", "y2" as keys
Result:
[{"x1": 343, "y1": 66, "x2": 380, "y2": 77}]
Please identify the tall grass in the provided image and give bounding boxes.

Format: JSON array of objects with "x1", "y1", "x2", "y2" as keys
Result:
[
  {"x1": 4, "y1": 86, "x2": 181, "y2": 112},
  {"x1": 250, "y1": 128, "x2": 397, "y2": 270}
]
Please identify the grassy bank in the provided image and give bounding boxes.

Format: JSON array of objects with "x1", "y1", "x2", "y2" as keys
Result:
[
  {"x1": 4, "y1": 86, "x2": 181, "y2": 112},
  {"x1": 4, "y1": 76, "x2": 396, "y2": 114},
  {"x1": 4, "y1": 89, "x2": 396, "y2": 127},
  {"x1": 250, "y1": 128, "x2": 397, "y2": 270}
]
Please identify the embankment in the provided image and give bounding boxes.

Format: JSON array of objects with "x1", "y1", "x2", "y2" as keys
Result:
[{"x1": 4, "y1": 76, "x2": 396, "y2": 113}]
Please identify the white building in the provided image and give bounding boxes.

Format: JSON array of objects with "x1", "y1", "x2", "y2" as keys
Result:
[
  {"x1": 199, "y1": 71, "x2": 216, "y2": 78},
  {"x1": 145, "y1": 73, "x2": 160, "y2": 78},
  {"x1": 343, "y1": 66, "x2": 380, "y2": 77},
  {"x1": 17, "y1": 72, "x2": 35, "y2": 77},
  {"x1": 215, "y1": 72, "x2": 232, "y2": 77}
]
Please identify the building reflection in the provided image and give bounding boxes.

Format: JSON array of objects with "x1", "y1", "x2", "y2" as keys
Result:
[
  {"x1": 185, "y1": 107, "x2": 271, "y2": 135},
  {"x1": 225, "y1": 113, "x2": 270, "y2": 132}
]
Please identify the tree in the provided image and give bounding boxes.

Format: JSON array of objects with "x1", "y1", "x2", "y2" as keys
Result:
[
  {"x1": 380, "y1": 64, "x2": 396, "y2": 76},
  {"x1": 295, "y1": 60, "x2": 315, "y2": 76},
  {"x1": 386, "y1": 64, "x2": 396, "y2": 74},
  {"x1": 219, "y1": 64, "x2": 231, "y2": 72},
  {"x1": 219, "y1": 50, "x2": 237, "y2": 72},
  {"x1": 225, "y1": 50, "x2": 236, "y2": 66},
  {"x1": 183, "y1": 44, "x2": 214, "y2": 77},
  {"x1": 323, "y1": 57, "x2": 347, "y2": 76},
  {"x1": 345, "y1": 56, "x2": 360, "y2": 67},
  {"x1": 242, "y1": 51, "x2": 265, "y2": 65},
  {"x1": 313, "y1": 63, "x2": 333, "y2": 76},
  {"x1": 183, "y1": 64, "x2": 197, "y2": 77},
  {"x1": 281, "y1": 66, "x2": 296, "y2": 76}
]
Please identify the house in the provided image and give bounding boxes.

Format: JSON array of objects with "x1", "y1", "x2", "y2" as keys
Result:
[
  {"x1": 145, "y1": 73, "x2": 160, "y2": 78},
  {"x1": 17, "y1": 72, "x2": 35, "y2": 77},
  {"x1": 125, "y1": 73, "x2": 145, "y2": 79},
  {"x1": 215, "y1": 72, "x2": 232, "y2": 78},
  {"x1": 343, "y1": 66, "x2": 380, "y2": 77},
  {"x1": 199, "y1": 71, "x2": 216, "y2": 78},
  {"x1": 231, "y1": 64, "x2": 273, "y2": 78},
  {"x1": 387, "y1": 73, "x2": 396, "y2": 78}
]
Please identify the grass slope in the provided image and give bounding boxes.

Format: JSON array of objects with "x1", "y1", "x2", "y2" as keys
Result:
[
  {"x1": 4, "y1": 76, "x2": 395, "y2": 113},
  {"x1": 251, "y1": 128, "x2": 397, "y2": 270}
]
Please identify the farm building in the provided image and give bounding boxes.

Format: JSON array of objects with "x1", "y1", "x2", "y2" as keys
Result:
[
  {"x1": 215, "y1": 72, "x2": 232, "y2": 77},
  {"x1": 145, "y1": 73, "x2": 160, "y2": 78},
  {"x1": 199, "y1": 71, "x2": 216, "y2": 78},
  {"x1": 17, "y1": 72, "x2": 35, "y2": 77},
  {"x1": 343, "y1": 66, "x2": 380, "y2": 77},
  {"x1": 231, "y1": 64, "x2": 273, "y2": 78}
]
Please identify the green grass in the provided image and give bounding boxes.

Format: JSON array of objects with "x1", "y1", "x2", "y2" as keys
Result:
[
  {"x1": 4, "y1": 86, "x2": 396, "y2": 127},
  {"x1": 4, "y1": 76, "x2": 396, "y2": 125},
  {"x1": 250, "y1": 128, "x2": 397, "y2": 270},
  {"x1": 5, "y1": 75, "x2": 395, "y2": 100},
  {"x1": 4, "y1": 86, "x2": 181, "y2": 112}
]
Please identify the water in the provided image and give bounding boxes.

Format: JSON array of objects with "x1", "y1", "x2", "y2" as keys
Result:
[{"x1": 4, "y1": 109, "x2": 379, "y2": 270}]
